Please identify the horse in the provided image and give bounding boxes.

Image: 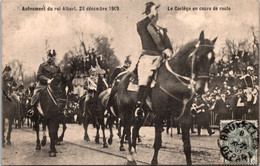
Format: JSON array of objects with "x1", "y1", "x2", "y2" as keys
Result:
[
  {"x1": 2, "y1": 86, "x2": 20, "y2": 147},
  {"x1": 40, "y1": 71, "x2": 77, "y2": 146},
  {"x1": 81, "y1": 74, "x2": 109, "y2": 148},
  {"x1": 33, "y1": 72, "x2": 67, "y2": 157},
  {"x1": 116, "y1": 31, "x2": 217, "y2": 165}
]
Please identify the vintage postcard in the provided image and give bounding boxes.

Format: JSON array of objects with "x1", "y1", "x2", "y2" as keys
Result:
[{"x1": 1, "y1": 0, "x2": 259, "y2": 165}]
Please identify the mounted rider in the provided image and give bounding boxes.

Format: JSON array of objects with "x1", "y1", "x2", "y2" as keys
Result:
[
  {"x1": 30, "y1": 49, "x2": 61, "y2": 115},
  {"x1": 84, "y1": 68, "x2": 98, "y2": 99},
  {"x1": 2, "y1": 65, "x2": 19, "y2": 102},
  {"x1": 135, "y1": 2, "x2": 173, "y2": 114},
  {"x1": 107, "y1": 55, "x2": 132, "y2": 109}
]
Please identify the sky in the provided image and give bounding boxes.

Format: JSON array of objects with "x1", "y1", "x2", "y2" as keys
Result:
[{"x1": 2, "y1": 0, "x2": 259, "y2": 77}]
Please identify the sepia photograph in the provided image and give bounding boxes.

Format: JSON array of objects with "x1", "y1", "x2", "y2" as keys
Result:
[{"x1": 1, "y1": 0, "x2": 259, "y2": 165}]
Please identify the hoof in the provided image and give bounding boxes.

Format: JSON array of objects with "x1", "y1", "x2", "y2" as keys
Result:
[
  {"x1": 56, "y1": 142, "x2": 61, "y2": 145},
  {"x1": 209, "y1": 131, "x2": 215, "y2": 136},
  {"x1": 41, "y1": 136, "x2": 47, "y2": 146},
  {"x1": 119, "y1": 146, "x2": 126, "y2": 151},
  {"x1": 151, "y1": 159, "x2": 158, "y2": 165},
  {"x1": 138, "y1": 138, "x2": 142, "y2": 143},
  {"x1": 36, "y1": 144, "x2": 41, "y2": 150},
  {"x1": 6, "y1": 141, "x2": 11, "y2": 145},
  {"x1": 108, "y1": 137, "x2": 113, "y2": 145},
  {"x1": 49, "y1": 151, "x2": 56, "y2": 157},
  {"x1": 95, "y1": 138, "x2": 100, "y2": 144},
  {"x1": 126, "y1": 160, "x2": 137, "y2": 165},
  {"x1": 58, "y1": 136, "x2": 63, "y2": 142},
  {"x1": 103, "y1": 143, "x2": 108, "y2": 148},
  {"x1": 84, "y1": 136, "x2": 90, "y2": 142}
]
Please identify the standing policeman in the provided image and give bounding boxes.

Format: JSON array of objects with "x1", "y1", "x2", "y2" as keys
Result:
[
  {"x1": 135, "y1": 2, "x2": 173, "y2": 114},
  {"x1": 30, "y1": 50, "x2": 61, "y2": 115}
]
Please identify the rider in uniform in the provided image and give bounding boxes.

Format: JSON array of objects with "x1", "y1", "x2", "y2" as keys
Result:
[
  {"x1": 30, "y1": 49, "x2": 61, "y2": 115},
  {"x1": 2, "y1": 65, "x2": 18, "y2": 101},
  {"x1": 107, "y1": 56, "x2": 132, "y2": 109},
  {"x1": 135, "y1": 2, "x2": 173, "y2": 114}
]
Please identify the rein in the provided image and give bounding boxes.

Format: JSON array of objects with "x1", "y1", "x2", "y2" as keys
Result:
[
  {"x1": 47, "y1": 85, "x2": 58, "y2": 106},
  {"x1": 159, "y1": 42, "x2": 214, "y2": 120}
]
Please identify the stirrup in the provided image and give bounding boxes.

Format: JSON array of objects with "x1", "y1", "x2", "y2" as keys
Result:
[{"x1": 134, "y1": 102, "x2": 144, "y2": 118}]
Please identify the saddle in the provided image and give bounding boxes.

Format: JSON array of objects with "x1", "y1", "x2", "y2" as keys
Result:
[{"x1": 127, "y1": 70, "x2": 157, "y2": 92}]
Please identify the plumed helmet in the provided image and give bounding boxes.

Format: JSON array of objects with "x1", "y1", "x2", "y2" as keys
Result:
[
  {"x1": 124, "y1": 55, "x2": 132, "y2": 65},
  {"x1": 247, "y1": 66, "x2": 254, "y2": 71}
]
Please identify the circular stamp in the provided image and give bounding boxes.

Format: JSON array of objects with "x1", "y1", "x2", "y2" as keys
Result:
[{"x1": 218, "y1": 120, "x2": 258, "y2": 164}]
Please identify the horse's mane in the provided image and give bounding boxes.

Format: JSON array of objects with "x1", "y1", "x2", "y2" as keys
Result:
[{"x1": 171, "y1": 39, "x2": 199, "y2": 61}]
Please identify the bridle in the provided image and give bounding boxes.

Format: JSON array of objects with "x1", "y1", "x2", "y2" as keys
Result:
[{"x1": 160, "y1": 41, "x2": 215, "y2": 120}]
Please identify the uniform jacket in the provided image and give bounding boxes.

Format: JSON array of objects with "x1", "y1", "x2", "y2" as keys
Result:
[
  {"x1": 213, "y1": 98, "x2": 229, "y2": 114},
  {"x1": 2, "y1": 73, "x2": 17, "y2": 94},
  {"x1": 137, "y1": 17, "x2": 173, "y2": 53},
  {"x1": 109, "y1": 66, "x2": 127, "y2": 85},
  {"x1": 37, "y1": 62, "x2": 61, "y2": 85}
]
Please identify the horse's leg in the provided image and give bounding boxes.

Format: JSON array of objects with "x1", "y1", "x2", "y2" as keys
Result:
[
  {"x1": 95, "y1": 119, "x2": 100, "y2": 144},
  {"x1": 151, "y1": 118, "x2": 164, "y2": 165},
  {"x1": 181, "y1": 121, "x2": 192, "y2": 165},
  {"x1": 47, "y1": 119, "x2": 59, "y2": 157},
  {"x1": 83, "y1": 117, "x2": 90, "y2": 142},
  {"x1": 58, "y1": 120, "x2": 66, "y2": 142},
  {"x1": 6, "y1": 118, "x2": 13, "y2": 145},
  {"x1": 35, "y1": 115, "x2": 41, "y2": 150},
  {"x1": 108, "y1": 116, "x2": 114, "y2": 145},
  {"x1": 125, "y1": 116, "x2": 136, "y2": 165},
  {"x1": 2, "y1": 115, "x2": 5, "y2": 147},
  {"x1": 101, "y1": 117, "x2": 108, "y2": 148},
  {"x1": 41, "y1": 120, "x2": 47, "y2": 146},
  {"x1": 119, "y1": 126, "x2": 126, "y2": 151},
  {"x1": 117, "y1": 118, "x2": 122, "y2": 138},
  {"x1": 132, "y1": 118, "x2": 143, "y2": 152}
]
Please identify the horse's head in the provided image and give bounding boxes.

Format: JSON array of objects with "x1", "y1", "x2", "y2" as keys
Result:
[
  {"x1": 172, "y1": 31, "x2": 217, "y2": 94},
  {"x1": 193, "y1": 31, "x2": 217, "y2": 94}
]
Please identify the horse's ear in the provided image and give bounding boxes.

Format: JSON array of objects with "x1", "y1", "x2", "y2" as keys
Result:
[
  {"x1": 212, "y1": 37, "x2": 218, "y2": 45},
  {"x1": 199, "y1": 31, "x2": 204, "y2": 41}
]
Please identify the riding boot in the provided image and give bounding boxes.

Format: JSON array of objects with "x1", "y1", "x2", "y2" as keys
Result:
[{"x1": 134, "y1": 85, "x2": 147, "y2": 118}]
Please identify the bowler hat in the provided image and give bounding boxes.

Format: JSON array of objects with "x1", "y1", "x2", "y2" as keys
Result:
[{"x1": 142, "y1": 2, "x2": 160, "y2": 15}]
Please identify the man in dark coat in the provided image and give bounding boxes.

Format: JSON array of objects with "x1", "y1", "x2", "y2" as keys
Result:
[
  {"x1": 135, "y1": 1, "x2": 173, "y2": 115},
  {"x1": 194, "y1": 95, "x2": 215, "y2": 136},
  {"x1": 213, "y1": 93, "x2": 230, "y2": 124}
]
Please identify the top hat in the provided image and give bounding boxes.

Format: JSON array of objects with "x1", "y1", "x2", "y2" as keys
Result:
[{"x1": 142, "y1": 2, "x2": 161, "y2": 15}]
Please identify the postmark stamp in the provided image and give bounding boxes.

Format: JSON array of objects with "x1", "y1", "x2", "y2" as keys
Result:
[{"x1": 218, "y1": 120, "x2": 258, "y2": 165}]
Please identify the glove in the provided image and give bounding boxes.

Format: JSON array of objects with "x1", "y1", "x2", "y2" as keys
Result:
[
  {"x1": 47, "y1": 78, "x2": 53, "y2": 84},
  {"x1": 163, "y1": 48, "x2": 173, "y2": 59}
]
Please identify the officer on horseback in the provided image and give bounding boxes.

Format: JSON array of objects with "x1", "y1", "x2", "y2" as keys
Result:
[
  {"x1": 2, "y1": 65, "x2": 18, "y2": 101},
  {"x1": 135, "y1": 1, "x2": 173, "y2": 114},
  {"x1": 30, "y1": 49, "x2": 61, "y2": 115},
  {"x1": 107, "y1": 56, "x2": 132, "y2": 109}
]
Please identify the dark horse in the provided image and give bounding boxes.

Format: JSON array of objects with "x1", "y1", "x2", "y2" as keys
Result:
[
  {"x1": 81, "y1": 74, "x2": 109, "y2": 148},
  {"x1": 117, "y1": 31, "x2": 217, "y2": 165},
  {"x1": 2, "y1": 85, "x2": 20, "y2": 147},
  {"x1": 33, "y1": 72, "x2": 66, "y2": 157}
]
